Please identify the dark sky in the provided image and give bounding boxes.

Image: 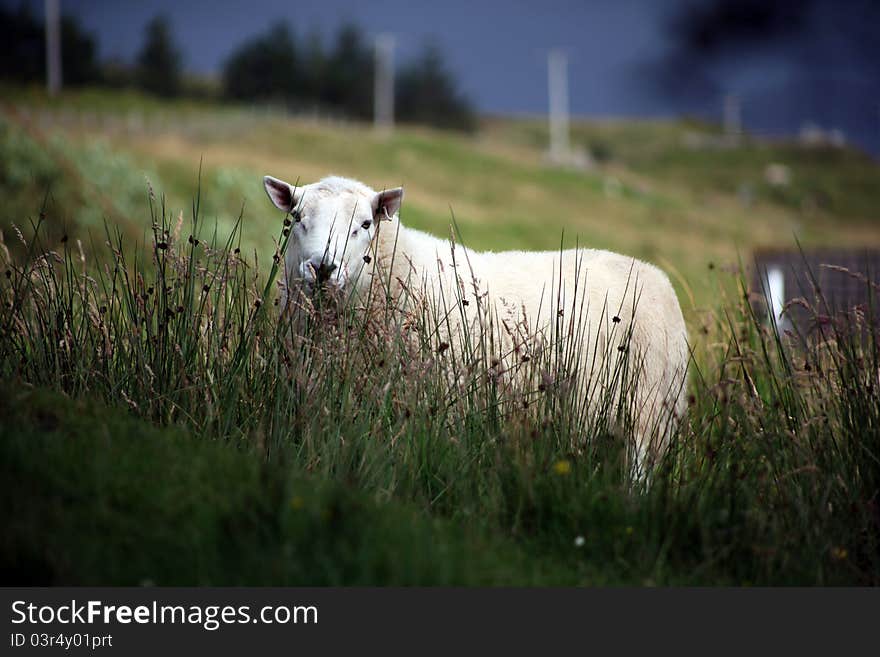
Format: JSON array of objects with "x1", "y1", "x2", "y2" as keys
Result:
[
  {"x1": 49, "y1": 0, "x2": 674, "y2": 116},
  {"x1": 7, "y1": 0, "x2": 880, "y2": 154}
]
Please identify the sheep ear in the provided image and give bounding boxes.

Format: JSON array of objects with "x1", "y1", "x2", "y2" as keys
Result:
[
  {"x1": 373, "y1": 187, "x2": 404, "y2": 220},
  {"x1": 263, "y1": 175, "x2": 301, "y2": 212}
]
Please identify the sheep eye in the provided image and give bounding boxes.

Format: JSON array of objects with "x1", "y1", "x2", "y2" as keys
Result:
[
  {"x1": 292, "y1": 209, "x2": 302, "y2": 222},
  {"x1": 361, "y1": 220, "x2": 372, "y2": 230}
]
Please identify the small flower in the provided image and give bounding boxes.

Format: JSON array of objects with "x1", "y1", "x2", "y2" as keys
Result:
[
  {"x1": 830, "y1": 546, "x2": 848, "y2": 561},
  {"x1": 290, "y1": 495, "x2": 305, "y2": 510},
  {"x1": 553, "y1": 460, "x2": 571, "y2": 475},
  {"x1": 574, "y1": 535, "x2": 585, "y2": 548},
  {"x1": 625, "y1": 526, "x2": 634, "y2": 536}
]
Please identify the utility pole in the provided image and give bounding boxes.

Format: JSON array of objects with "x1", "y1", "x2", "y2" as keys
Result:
[
  {"x1": 547, "y1": 49, "x2": 570, "y2": 164},
  {"x1": 723, "y1": 93, "x2": 741, "y2": 142},
  {"x1": 374, "y1": 34, "x2": 395, "y2": 134},
  {"x1": 45, "y1": 0, "x2": 62, "y2": 96}
]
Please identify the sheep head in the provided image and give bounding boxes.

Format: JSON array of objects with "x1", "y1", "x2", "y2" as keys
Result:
[{"x1": 263, "y1": 175, "x2": 403, "y2": 298}]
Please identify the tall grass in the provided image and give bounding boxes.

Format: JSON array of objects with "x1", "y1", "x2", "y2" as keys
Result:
[{"x1": 1, "y1": 184, "x2": 878, "y2": 585}]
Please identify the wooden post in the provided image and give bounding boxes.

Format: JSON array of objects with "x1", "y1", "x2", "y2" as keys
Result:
[
  {"x1": 374, "y1": 34, "x2": 395, "y2": 135},
  {"x1": 547, "y1": 49, "x2": 570, "y2": 164},
  {"x1": 723, "y1": 93, "x2": 741, "y2": 142},
  {"x1": 45, "y1": 0, "x2": 62, "y2": 96}
]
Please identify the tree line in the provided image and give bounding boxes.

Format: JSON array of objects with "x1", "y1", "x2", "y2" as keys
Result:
[{"x1": 0, "y1": 5, "x2": 476, "y2": 132}]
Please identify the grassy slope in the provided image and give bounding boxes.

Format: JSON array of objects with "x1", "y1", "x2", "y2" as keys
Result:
[
  {"x1": 1, "y1": 88, "x2": 878, "y2": 586},
  {"x1": 1, "y1": 384, "x2": 588, "y2": 586},
  {"x1": 4, "y1": 87, "x2": 879, "y2": 312}
]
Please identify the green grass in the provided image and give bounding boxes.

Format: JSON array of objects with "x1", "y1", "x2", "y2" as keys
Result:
[
  {"x1": 2, "y1": 384, "x2": 581, "y2": 586},
  {"x1": 1, "y1": 87, "x2": 879, "y2": 586},
  {"x1": 4, "y1": 87, "x2": 879, "y2": 312},
  {"x1": 1, "y1": 195, "x2": 878, "y2": 586}
]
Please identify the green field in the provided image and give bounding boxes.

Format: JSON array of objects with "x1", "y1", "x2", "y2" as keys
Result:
[{"x1": 1, "y1": 87, "x2": 878, "y2": 585}]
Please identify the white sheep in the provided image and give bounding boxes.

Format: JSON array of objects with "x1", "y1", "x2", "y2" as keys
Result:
[{"x1": 263, "y1": 174, "x2": 690, "y2": 479}]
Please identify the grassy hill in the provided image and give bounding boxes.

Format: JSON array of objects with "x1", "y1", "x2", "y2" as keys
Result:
[
  {"x1": 3, "y1": 86, "x2": 878, "y2": 311},
  {"x1": 1, "y1": 87, "x2": 878, "y2": 586}
]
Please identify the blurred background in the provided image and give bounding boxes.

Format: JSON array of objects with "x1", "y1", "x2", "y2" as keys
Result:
[{"x1": 1, "y1": 0, "x2": 878, "y2": 309}]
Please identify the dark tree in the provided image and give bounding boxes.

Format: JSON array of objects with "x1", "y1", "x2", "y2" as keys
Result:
[
  {"x1": 219, "y1": 21, "x2": 476, "y2": 131},
  {"x1": 299, "y1": 29, "x2": 327, "y2": 102},
  {"x1": 0, "y1": 4, "x2": 100, "y2": 87},
  {"x1": 396, "y1": 45, "x2": 476, "y2": 133},
  {"x1": 320, "y1": 24, "x2": 373, "y2": 120},
  {"x1": 136, "y1": 15, "x2": 182, "y2": 97},
  {"x1": 222, "y1": 23, "x2": 302, "y2": 103},
  {"x1": 0, "y1": 5, "x2": 43, "y2": 83},
  {"x1": 61, "y1": 16, "x2": 100, "y2": 85},
  {"x1": 650, "y1": 0, "x2": 880, "y2": 102}
]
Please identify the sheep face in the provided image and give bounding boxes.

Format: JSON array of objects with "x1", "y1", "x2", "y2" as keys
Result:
[{"x1": 263, "y1": 175, "x2": 403, "y2": 298}]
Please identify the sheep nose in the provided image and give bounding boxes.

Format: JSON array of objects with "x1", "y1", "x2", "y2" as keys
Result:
[{"x1": 308, "y1": 257, "x2": 338, "y2": 284}]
